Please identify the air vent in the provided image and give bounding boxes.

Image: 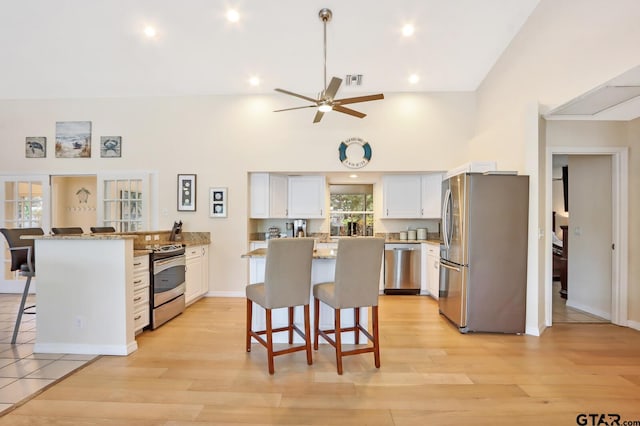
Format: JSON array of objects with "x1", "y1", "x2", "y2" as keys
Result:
[{"x1": 345, "y1": 74, "x2": 363, "y2": 86}]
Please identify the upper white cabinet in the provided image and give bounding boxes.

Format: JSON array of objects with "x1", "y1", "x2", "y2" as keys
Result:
[
  {"x1": 382, "y1": 173, "x2": 443, "y2": 219},
  {"x1": 250, "y1": 173, "x2": 288, "y2": 218},
  {"x1": 288, "y1": 176, "x2": 326, "y2": 219},
  {"x1": 421, "y1": 173, "x2": 443, "y2": 218}
]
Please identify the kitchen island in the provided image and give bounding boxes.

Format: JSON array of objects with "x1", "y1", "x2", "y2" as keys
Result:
[
  {"x1": 28, "y1": 234, "x2": 139, "y2": 356},
  {"x1": 242, "y1": 247, "x2": 375, "y2": 344}
]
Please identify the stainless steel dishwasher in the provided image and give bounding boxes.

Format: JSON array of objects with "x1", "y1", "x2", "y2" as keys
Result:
[{"x1": 384, "y1": 244, "x2": 421, "y2": 295}]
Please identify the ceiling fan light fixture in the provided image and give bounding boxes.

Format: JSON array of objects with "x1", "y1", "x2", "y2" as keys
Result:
[{"x1": 318, "y1": 103, "x2": 333, "y2": 112}]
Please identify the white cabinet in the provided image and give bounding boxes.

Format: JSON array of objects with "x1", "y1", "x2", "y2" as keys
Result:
[
  {"x1": 132, "y1": 254, "x2": 150, "y2": 333},
  {"x1": 382, "y1": 174, "x2": 442, "y2": 218},
  {"x1": 249, "y1": 173, "x2": 288, "y2": 218},
  {"x1": 425, "y1": 242, "x2": 440, "y2": 300},
  {"x1": 382, "y1": 175, "x2": 422, "y2": 218},
  {"x1": 288, "y1": 175, "x2": 326, "y2": 218},
  {"x1": 185, "y1": 245, "x2": 209, "y2": 305},
  {"x1": 421, "y1": 173, "x2": 443, "y2": 218}
]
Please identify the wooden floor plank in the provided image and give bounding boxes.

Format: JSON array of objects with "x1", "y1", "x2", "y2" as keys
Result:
[{"x1": 1, "y1": 296, "x2": 639, "y2": 424}]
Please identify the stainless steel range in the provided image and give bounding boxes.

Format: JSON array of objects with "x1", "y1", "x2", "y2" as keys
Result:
[{"x1": 149, "y1": 244, "x2": 186, "y2": 329}]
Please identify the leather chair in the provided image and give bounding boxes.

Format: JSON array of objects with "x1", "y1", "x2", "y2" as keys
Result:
[
  {"x1": 90, "y1": 226, "x2": 116, "y2": 233},
  {"x1": 246, "y1": 238, "x2": 315, "y2": 374},
  {"x1": 52, "y1": 227, "x2": 84, "y2": 235},
  {"x1": 0, "y1": 227, "x2": 45, "y2": 344},
  {"x1": 313, "y1": 237, "x2": 385, "y2": 374}
]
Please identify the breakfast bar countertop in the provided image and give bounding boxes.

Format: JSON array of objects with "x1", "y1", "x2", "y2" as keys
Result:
[{"x1": 242, "y1": 248, "x2": 337, "y2": 259}]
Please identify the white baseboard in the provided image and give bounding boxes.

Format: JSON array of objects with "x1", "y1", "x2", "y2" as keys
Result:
[
  {"x1": 34, "y1": 341, "x2": 137, "y2": 356},
  {"x1": 627, "y1": 320, "x2": 640, "y2": 331},
  {"x1": 566, "y1": 300, "x2": 611, "y2": 320},
  {"x1": 205, "y1": 291, "x2": 244, "y2": 298}
]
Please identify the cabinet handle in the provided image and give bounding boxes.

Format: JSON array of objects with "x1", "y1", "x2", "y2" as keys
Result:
[
  {"x1": 134, "y1": 314, "x2": 142, "y2": 321},
  {"x1": 133, "y1": 279, "x2": 142, "y2": 284},
  {"x1": 134, "y1": 296, "x2": 143, "y2": 302},
  {"x1": 386, "y1": 209, "x2": 389, "y2": 216},
  {"x1": 421, "y1": 208, "x2": 424, "y2": 215},
  {"x1": 134, "y1": 262, "x2": 142, "y2": 266}
]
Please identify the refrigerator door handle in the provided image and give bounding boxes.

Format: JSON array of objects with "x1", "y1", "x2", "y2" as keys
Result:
[
  {"x1": 440, "y1": 259, "x2": 461, "y2": 272},
  {"x1": 442, "y1": 188, "x2": 452, "y2": 250}
]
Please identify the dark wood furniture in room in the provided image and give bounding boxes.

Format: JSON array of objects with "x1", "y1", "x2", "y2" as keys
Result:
[{"x1": 552, "y1": 213, "x2": 568, "y2": 299}]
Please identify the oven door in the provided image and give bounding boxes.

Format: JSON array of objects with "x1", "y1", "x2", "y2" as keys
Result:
[{"x1": 153, "y1": 255, "x2": 186, "y2": 306}]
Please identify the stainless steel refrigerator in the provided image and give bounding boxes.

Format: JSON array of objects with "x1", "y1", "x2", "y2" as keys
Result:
[{"x1": 439, "y1": 172, "x2": 529, "y2": 333}]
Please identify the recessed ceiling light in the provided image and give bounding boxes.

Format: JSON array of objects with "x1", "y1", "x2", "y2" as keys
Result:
[
  {"x1": 249, "y1": 76, "x2": 260, "y2": 87},
  {"x1": 402, "y1": 24, "x2": 415, "y2": 37},
  {"x1": 408, "y1": 74, "x2": 420, "y2": 84},
  {"x1": 226, "y1": 9, "x2": 240, "y2": 23},
  {"x1": 143, "y1": 26, "x2": 157, "y2": 38},
  {"x1": 349, "y1": 174, "x2": 358, "y2": 179}
]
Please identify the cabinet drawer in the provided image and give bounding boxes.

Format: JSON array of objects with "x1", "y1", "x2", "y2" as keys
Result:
[
  {"x1": 133, "y1": 305, "x2": 150, "y2": 331},
  {"x1": 133, "y1": 255, "x2": 149, "y2": 272},
  {"x1": 426, "y1": 244, "x2": 440, "y2": 256},
  {"x1": 132, "y1": 272, "x2": 150, "y2": 291},
  {"x1": 133, "y1": 286, "x2": 149, "y2": 308},
  {"x1": 186, "y1": 246, "x2": 201, "y2": 259}
]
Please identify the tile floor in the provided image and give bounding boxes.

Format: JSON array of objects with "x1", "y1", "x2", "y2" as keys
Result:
[
  {"x1": 0, "y1": 293, "x2": 97, "y2": 415},
  {"x1": 552, "y1": 281, "x2": 609, "y2": 323}
]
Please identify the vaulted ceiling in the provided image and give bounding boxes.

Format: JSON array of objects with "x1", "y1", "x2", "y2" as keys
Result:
[{"x1": 0, "y1": 0, "x2": 540, "y2": 99}]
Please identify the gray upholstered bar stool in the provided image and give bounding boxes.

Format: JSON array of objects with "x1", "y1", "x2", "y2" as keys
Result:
[
  {"x1": 246, "y1": 238, "x2": 315, "y2": 374},
  {"x1": 313, "y1": 237, "x2": 385, "y2": 375},
  {"x1": 52, "y1": 227, "x2": 84, "y2": 235},
  {"x1": 0, "y1": 227, "x2": 45, "y2": 344}
]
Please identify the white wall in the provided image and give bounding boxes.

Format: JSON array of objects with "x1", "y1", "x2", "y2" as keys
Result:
[
  {"x1": 0, "y1": 92, "x2": 475, "y2": 295},
  {"x1": 471, "y1": 0, "x2": 640, "y2": 332}
]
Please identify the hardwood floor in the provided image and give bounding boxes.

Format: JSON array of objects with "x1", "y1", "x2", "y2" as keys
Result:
[{"x1": 1, "y1": 295, "x2": 640, "y2": 425}]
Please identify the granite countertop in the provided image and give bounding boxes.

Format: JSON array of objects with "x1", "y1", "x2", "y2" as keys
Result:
[
  {"x1": 242, "y1": 248, "x2": 337, "y2": 259},
  {"x1": 24, "y1": 234, "x2": 137, "y2": 240}
]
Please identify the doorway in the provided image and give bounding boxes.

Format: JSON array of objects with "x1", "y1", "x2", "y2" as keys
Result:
[
  {"x1": 51, "y1": 175, "x2": 97, "y2": 233},
  {"x1": 545, "y1": 147, "x2": 628, "y2": 327}
]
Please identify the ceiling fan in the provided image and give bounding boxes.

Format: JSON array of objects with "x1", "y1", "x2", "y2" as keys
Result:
[{"x1": 274, "y1": 8, "x2": 384, "y2": 123}]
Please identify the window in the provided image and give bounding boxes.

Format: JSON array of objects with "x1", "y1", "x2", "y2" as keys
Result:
[
  {"x1": 98, "y1": 173, "x2": 149, "y2": 232},
  {"x1": 330, "y1": 184, "x2": 374, "y2": 237}
]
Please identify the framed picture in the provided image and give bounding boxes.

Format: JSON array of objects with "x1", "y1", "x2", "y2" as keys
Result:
[
  {"x1": 100, "y1": 136, "x2": 122, "y2": 158},
  {"x1": 25, "y1": 137, "x2": 46, "y2": 158},
  {"x1": 209, "y1": 187, "x2": 227, "y2": 218},
  {"x1": 177, "y1": 174, "x2": 197, "y2": 211},
  {"x1": 55, "y1": 121, "x2": 92, "y2": 158}
]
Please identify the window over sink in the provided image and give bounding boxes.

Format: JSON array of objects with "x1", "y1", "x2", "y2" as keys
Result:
[{"x1": 329, "y1": 184, "x2": 373, "y2": 237}]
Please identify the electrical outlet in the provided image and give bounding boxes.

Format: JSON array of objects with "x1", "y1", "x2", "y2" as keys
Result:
[{"x1": 74, "y1": 316, "x2": 84, "y2": 329}]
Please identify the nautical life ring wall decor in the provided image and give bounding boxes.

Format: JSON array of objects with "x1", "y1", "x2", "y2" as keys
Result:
[{"x1": 338, "y1": 137, "x2": 372, "y2": 169}]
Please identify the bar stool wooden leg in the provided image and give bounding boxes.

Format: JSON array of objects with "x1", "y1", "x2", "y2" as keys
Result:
[
  {"x1": 304, "y1": 304, "x2": 312, "y2": 365},
  {"x1": 288, "y1": 306, "x2": 294, "y2": 344},
  {"x1": 246, "y1": 299, "x2": 253, "y2": 352},
  {"x1": 373, "y1": 306, "x2": 380, "y2": 369},
  {"x1": 313, "y1": 298, "x2": 320, "y2": 350},
  {"x1": 266, "y1": 308, "x2": 274, "y2": 375},
  {"x1": 354, "y1": 307, "x2": 360, "y2": 345},
  {"x1": 335, "y1": 308, "x2": 343, "y2": 375}
]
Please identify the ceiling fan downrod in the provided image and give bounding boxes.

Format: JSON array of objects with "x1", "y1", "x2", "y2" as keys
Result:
[{"x1": 319, "y1": 8, "x2": 332, "y2": 95}]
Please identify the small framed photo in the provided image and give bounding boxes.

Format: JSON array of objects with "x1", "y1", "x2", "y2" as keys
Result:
[
  {"x1": 209, "y1": 187, "x2": 227, "y2": 218},
  {"x1": 26, "y1": 137, "x2": 46, "y2": 158},
  {"x1": 100, "y1": 136, "x2": 122, "y2": 158},
  {"x1": 177, "y1": 174, "x2": 197, "y2": 211}
]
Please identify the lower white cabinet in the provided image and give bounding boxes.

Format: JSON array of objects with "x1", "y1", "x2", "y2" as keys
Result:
[
  {"x1": 426, "y1": 242, "x2": 440, "y2": 300},
  {"x1": 185, "y1": 245, "x2": 209, "y2": 305},
  {"x1": 132, "y1": 254, "x2": 150, "y2": 333}
]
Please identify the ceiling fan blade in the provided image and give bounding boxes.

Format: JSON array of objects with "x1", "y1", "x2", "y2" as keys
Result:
[
  {"x1": 275, "y1": 88, "x2": 318, "y2": 104},
  {"x1": 324, "y1": 77, "x2": 342, "y2": 99},
  {"x1": 313, "y1": 110, "x2": 325, "y2": 123},
  {"x1": 334, "y1": 93, "x2": 384, "y2": 105},
  {"x1": 274, "y1": 105, "x2": 317, "y2": 112},
  {"x1": 333, "y1": 105, "x2": 366, "y2": 118}
]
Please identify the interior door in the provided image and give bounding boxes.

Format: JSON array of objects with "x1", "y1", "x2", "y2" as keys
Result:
[{"x1": 97, "y1": 173, "x2": 151, "y2": 232}]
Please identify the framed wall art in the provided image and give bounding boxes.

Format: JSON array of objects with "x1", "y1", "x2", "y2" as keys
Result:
[
  {"x1": 55, "y1": 121, "x2": 92, "y2": 158},
  {"x1": 100, "y1": 136, "x2": 122, "y2": 158},
  {"x1": 177, "y1": 174, "x2": 197, "y2": 211},
  {"x1": 25, "y1": 137, "x2": 46, "y2": 158},
  {"x1": 209, "y1": 187, "x2": 227, "y2": 218}
]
